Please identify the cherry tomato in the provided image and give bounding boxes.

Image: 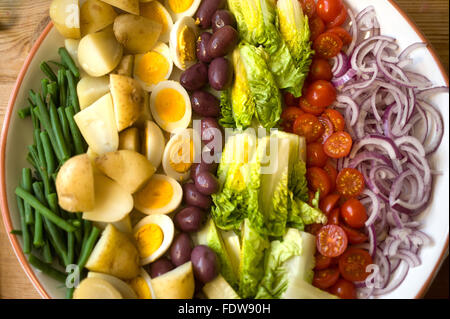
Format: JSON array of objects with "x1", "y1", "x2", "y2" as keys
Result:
[
  {"x1": 319, "y1": 193, "x2": 340, "y2": 215},
  {"x1": 307, "y1": 223, "x2": 324, "y2": 236},
  {"x1": 306, "y1": 143, "x2": 328, "y2": 168},
  {"x1": 313, "y1": 267, "x2": 340, "y2": 289},
  {"x1": 299, "y1": 97, "x2": 326, "y2": 115},
  {"x1": 323, "y1": 161, "x2": 338, "y2": 191},
  {"x1": 327, "y1": 26, "x2": 352, "y2": 45},
  {"x1": 327, "y1": 5, "x2": 348, "y2": 28},
  {"x1": 315, "y1": 253, "x2": 332, "y2": 270},
  {"x1": 300, "y1": 0, "x2": 316, "y2": 19},
  {"x1": 293, "y1": 113, "x2": 324, "y2": 143},
  {"x1": 323, "y1": 131, "x2": 353, "y2": 159},
  {"x1": 338, "y1": 248, "x2": 373, "y2": 282},
  {"x1": 336, "y1": 168, "x2": 365, "y2": 198},
  {"x1": 340, "y1": 198, "x2": 368, "y2": 228},
  {"x1": 313, "y1": 32, "x2": 343, "y2": 59},
  {"x1": 340, "y1": 224, "x2": 368, "y2": 244},
  {"x1": 323, "y1": 108, "x2": 345, "y2": 132},
  {"x1": 317, "y1": 116, "x2": 334, "y2": 144},
  {"x1": 305, "y1": 80, "x2": 337, "y2": 108},
  {"x1": 316, "y1": 224, "x2": 348, "y2": 258},
  {"x1": 307, "y1": 167, "x2": 332, "y2": 197},
  {"x1": 316, "y1": 0, "x2": 343, "y2": 23},
  {"x1": 329, "y1": 279, "x2": 356, "y2": 299},
  {"x1": 327, "y1": 207, "x2": 340, "y2": 225},
  {"x1": 309, "y1": 16, "x2": 326, "y2": 42},
  {"x1": 281, "y1": 106, "x2": 304, "y2": 132},
  {"x1": 309, "y1": 58, "x2": 333, "y2": 82},
  {"x1": 283, "y1": 91, "x2": 300, "y2": 107}
]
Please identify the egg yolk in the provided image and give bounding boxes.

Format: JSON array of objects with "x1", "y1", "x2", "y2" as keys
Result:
[
  {"x1": 170, "y1": 139, "x2": 194, "y2": 173},
  {"x1": 129, "y1": 276, "x2": 152, "y2": 299},
  {"x1": 136, "y1": 52, "x2": 169, "y2": 85},
  {"x1": 155, "y1": 88, "x2": 186, "y2": 122},
  {"x1": 168, "y1": 0, "x2": 194, "y2": 13},
  {"x1": 136, "y1": 178, "x2": 174, "y2": 209},
  {"x1": 135, "y1": 223, "x2": 164, "y2": 258},
  {"x1": 140, "y1": 2, "x2": 168, "y2": 34},
  {"x1": 178, "y1": 26, "x2": 196, "y2": 67}
]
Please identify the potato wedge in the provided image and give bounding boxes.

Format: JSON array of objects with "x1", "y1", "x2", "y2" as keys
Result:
[
  {"x1": 73, "y1": 277, "x2": 123, "y2": 299},
  {"x1": 77, "y1": 76, "x2": 110, "y2": 110},
  {"x1": 150, "y1": 261, "x2": 195, "y2": 299},
  {"x1": 86, "y1": 224, "x2": 140, "y2": 280},
  {"x1": 80, "y1": 0, "x2": 117, "y2": 36},
  {"x1": 141, "y1": 121, "x2": 165, "y2": 169},
  {"x1": 78, "y1": 28, "x2": 123, "y2": 77},
  {"x1": 113, "y1": 14, "x2": 162, "y2": 54},
  {"x1": 114, "y1": 55, "x2": 134, "y2": 77},
  {"x1": 94, "y1": 214, "x2": 133, "y2": 235},
  {"x1": 100, "y1": 0, "x2": 140, "y2": 15},
  {"x1": 95, "y1": 150, "x2": 156, "y2": 193},
  {"x1": 134, "y1": 92, "x2": 153, "y2": 129},
  {"x1": 50, "y1": 0, "x2": 81, "y2": 39},
  {"x1": 110, "y1": 74, "x2": 145, "y2": 131},
  {"x1": 55, "y1": 154, "x2": 94, "y2": 212},
  {"x1": 119, "y1": 127, "x2": 141, "y2": 153},
  {"x1": 87, "y1": 272, "x2": 137, "y2": 299}
]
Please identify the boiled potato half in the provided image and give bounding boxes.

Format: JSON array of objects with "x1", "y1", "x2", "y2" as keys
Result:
[
  {"x1": 114, "y1": 55, "x2": 134, "y2": 77},
  {"x1": 73, "y1": 277, "x2": 123, "y2": 299},
  {"x1": 150, "y1": 261, "x2": 195, "y2": 299},
  {"x1": 110, "y1": 74, "x2": 145, "y2": 132},
  {"x1": 86, "y1": 224, "x2": 140, "y2": 280},
  {"x1": 55, "y1": 154, "x2": 94, "y2": 212},
  {"x1": 50, "y1": 0, "x2": 81, "y2": 39},
  {"x1": 95, "y1": 150, "x2": 156, "y2": 194},
  {"x1": 78, "y1": 27, "x2": 123, "y2": 77},
  {"x1": 77, "y1": 76, "x2": 110, "y2": 110},
  {"x1": 87, "y1": 272, "x2": 137, "y2": 299},
  {"x1": 113, "y1": 14, "x2": 162, "y2": 54},
  {"x1": 119, "y1": 127, "x2": 141, "y2": 153},
  {"x1": 80, "y1": 0, "x2": 117, "y2": 36},
  {"x1": 100, "y1": 0, "x2": 140, "y2": 15}
]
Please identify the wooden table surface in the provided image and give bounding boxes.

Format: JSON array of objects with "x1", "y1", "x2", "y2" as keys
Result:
[{"x1": 0, "y1": 0, "x2": 448, "y2": 299}]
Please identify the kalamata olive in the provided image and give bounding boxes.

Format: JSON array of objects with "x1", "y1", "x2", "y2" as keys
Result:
[
  {"x1": 180, "y1": 62, "x2": 209, "y2": 91},
  {"x1": 207, "y1": 25, "x2": 238, "y2": 59},
  {"x1": 183, "y1": 182, "x2": 212, "y2": 210},
  {"x1": 195, "y1": 0, "x2": 226, "y2": 29},
  {"x1": 201, "y1": 117, "x2": 221, "y2": 144},
  {"x1": 174, "y1": 206, "x2": 206, "y2": 232},
  {"x1": 212, "y1": 10, "x2": 237, "y2": 33},
  {"x1": 196, "y1": 32, "x2": 213, "y2": 63},
  {"x1": 170, "y1": 233, "x2": 193, "y2": 267},
  {"x1": 190, "y1": 151, "x2": 219, "y2": 180},
  {"x1": 194, "y1": 171, "x2": 219, "y2": 195},
  {"x1": 149, "y1": 257, "x2": 175, "y2": 278},
  {"x1": 191, "y1": 245, "x2": 218, "y2": 284},
  {"x1": 208, "y1": 57, "x2": 233, "y2": 91},
  {"x1": 191, "y1": 90, "x2": 221, "y2": 117}
]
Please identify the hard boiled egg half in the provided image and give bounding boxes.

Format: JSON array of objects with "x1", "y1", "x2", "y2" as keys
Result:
[
  {"x1": 134, "y1": 42, "x2": 173, "y2": 92},
  {"x1": 165, "y1": 0, "x2": 202, "y2": 21},
  {"x1": 140, "y1": 1, "x2": 173, "y2": 43},
  {"x1": 128, "y1": 268, "x2": 157, "y2": 299},
  {"x1": 134, "y1": 174, "x2": 183, "y2": 215},
  {"x1": 133, "y1": 214, "x2": 175, "y2": 265},
  {"x1": 150, "y1": 80, "x2": 192, "y2": 133},
  {"x1": 170, "y1": 16, "x2": 198, "y2": 70}
]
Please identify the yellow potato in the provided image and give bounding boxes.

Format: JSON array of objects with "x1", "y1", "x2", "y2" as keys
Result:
[
  {"x1": 203, "y1": 275, "x2": 240, "y2": 299},
  {"x1": 113, "y1": 14, "x2": 162, "y2": 54},
  {"x1": 50, "y1": 0, "x2": 81, "y2": 39},
  {"x1": 114, "y1": 55, "x2": 134, "y2": 77},
  {"x1": 134, "y1": 92, "x2": 153, "y2": 129},
  {"x1": 110, "y1": 74, "x2": 145, "y2": 131},
  {"x1": 55, "y1": 154, "x2": 94, "y2": 212},
  {"x1": 78, "y1": 28, "x2": 123, "y2": 77},
  {"x1": 119, "y1": 127, "x2": 141, "y2": 153},
  {"x1": 73, "y1": 277, "x2": 123, "y2": 299},
  {"x1": 76, "y1": 76, "x2": 110, "y2": 110},
  {"x1": 150, "y1": 261, "x2": 195, "y2": 299},
  {"x1": 87, "y1": 272, "x2": 137, "y2": 299},
  {"x1": 100, "y1": 0, "x2": 140, "y2": 15},
  {"x1": 80, "y1": 0, "x2": 118, "y2": 36},
  {"x1": 86, "y1": 224, "x2": 140, "y2": 280}
]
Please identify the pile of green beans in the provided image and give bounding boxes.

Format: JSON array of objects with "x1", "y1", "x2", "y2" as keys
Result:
[{"x1": 14, "y1": 48, "x2": 99, "y2": 299}]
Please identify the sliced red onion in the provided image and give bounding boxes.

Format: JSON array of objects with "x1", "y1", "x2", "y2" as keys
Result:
[
  {"x1": 399, "y1": 42, "x2": 427, "y2": 60},
  {"x1": 332, "y1": 68, "x2": 357, "y2": 87},
  {"x1": 350, "y1": 135, "x2": 402, "y2": 160}
]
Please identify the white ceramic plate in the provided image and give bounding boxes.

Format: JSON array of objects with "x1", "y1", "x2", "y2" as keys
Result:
[{"x1": 1, "y1": 0, "x2": 448, "y2": 299}]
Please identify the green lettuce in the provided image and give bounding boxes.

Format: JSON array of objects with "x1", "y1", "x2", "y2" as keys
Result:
[{"x1": 218, "y1": 90, "x2": 236, "y2": 128}]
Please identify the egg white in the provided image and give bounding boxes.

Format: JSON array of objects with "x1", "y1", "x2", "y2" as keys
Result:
[
  {"x1": 150, "y1": 1, "x2": 173, "y2": 43},
  {"x1": 169, "y1": 16, "x2": 199, "y2": 71},
  {"x1": 164, "y1": 0, "x2": 202, "y2": 21},
  {"x1": 139, "y1": 268, "x2": 157, "y2": 299}
]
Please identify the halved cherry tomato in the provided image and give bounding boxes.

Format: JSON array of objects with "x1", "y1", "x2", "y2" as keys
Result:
[
  {"x1": 329, "y1": 279, "x2": 356, "y2": 299},
  {"x1": 327, "y1": 5, "x2": 348, "y2": 28},
  {"x1": 319, "y1": 193, "x2": 340, "y2": 215},
  {"x1": 307, "y1": 223, "x2": 323, "y2": 236},
  {"x1": 283, "y1": 91, "x2": 300, "y2": 107},
  {"x1": 309, "y1": 16, "x2": 326, "y2": 42},
  {"x1": 305, "y1": 80, "x2": 337, "y2": 108},
  {"x1": 316, "y1": 224, "x2": 348, "y2": 258},
  {"x1": 293, "y1": 113, "x2": 324, "y2": 143},
  {"x1": 300, "y1": 0, "x2": 316, "y2": 19},
  {"x1": 313, "y1": 32, "x2": 343, "y2": 59},
  {"x1": 316, "y1": 0, "x2": 343, "y2": 23},
  {"x1": 317, "y1": 116, "x2": 334, "y2": 144},
  {"x1": 323, "y1": 108, "x2": 345, "y2": 132},
  {"x1": 327, "y1": 26, "x2": 352, "y2": 45},
  {"x1": 327, "y1": 207, "x2": 340, "y2": 225},
  {"x1": 315, "y1": 253, "x2": 332, "y2": 270},
  {"x1": 281, "y1": 106, "x2": 304, "y2": 132},
  {"x1": 340, "y1": 198, "x2": 368, "y2": 228},
  {"x1": 307, "y1": 167, "x2": 332, "y2": 197},
  {"x1": 323, "y1": 131, "x2": 353, "y2": 158},
  {"x1": 307, "y1": 142, "x2": 329, "y2": 167},
  {"x1": 309, "y1": 58, "x2": 333, "y2": 82},
  {"x1": 336, "y1": 168, "x2": 365, "y2": 198},
  {"x1": 340, "y1": 224, "x2": 368, "y2": 244},
  {"x1": 299, "y1": 97, "x2": 326, "y2": 115},
  {"x1": 338, "y1": 248, "x2": 373, "y2": 282},
  {"x1": 323, "y1": 161, "x2": 338, "y2": 191},
  {"x1": 313, "y1": 267, "x2": 340, "y2": 289}
]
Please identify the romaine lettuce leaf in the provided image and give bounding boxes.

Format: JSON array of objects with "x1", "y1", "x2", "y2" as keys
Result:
[{"x1": 219, "y1": 90, "x2": 236, "y2": 129}]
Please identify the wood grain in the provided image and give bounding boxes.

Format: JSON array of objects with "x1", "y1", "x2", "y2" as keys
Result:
[{"x1": 0, "y1": 0, "x2": 448, "y2": 299}]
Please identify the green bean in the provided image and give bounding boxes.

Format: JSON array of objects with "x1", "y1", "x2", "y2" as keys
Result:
[
  {"x1": 65, "y1": 84, "x2": 71, "y2": 108},
  {"x1": 57, "y1": 69, "x2": 67, "y2": 107},
  {"x1": 16, "y1": 195, "x2": 31, "y2": 254},
  {"x1": 10, "y1": 229, "x2": 23, "y2": 235},
  {"x1": 29, "y1": 89, "x2": 37, "y2": 105},
  {"x1": 58, "y1": 47, "x2": 80, "y2": 78},
  {"x1": 57, "y1": 107, "x2": 73, "y2": 156},
  {"x1": 65, "y1": 106, "x2": 85, "y2": 155},
  {"x1": 49, "y1": 101, "x2": 70, "y2": 161},
  {"x1": 82, "y1": 220, "x2": 92, "y2": 245},
  {"x1": 65, "y1": 287, "x2": 75, "y2": 299},
  {"x1": 65, "y1": 70, "x2": 80, "y2": 113},
  {"x1": 26, "y1": 154, "x2": 36, "y2": 169},
  {"x1": 42, "y1": 240, "x2": 53, "y2": 264},
  {"x1": 77, "y1": 226, "x2": 101, "y2": 269},
  {"x1": 48, "y1": 60, "x2": 66, "y2": 69},
  {"x1": 28, "y1": 254, "x2": 66, "y2": 283},
  {"x1": 34, "y1": 129, "x2": 46, "y2": 171},
  {"x1": 15, "y1": 186, "x2": 77, "y2": 233},
  {"x1": 41, "y1": 78, "x2": 49, "y2": 101},
  {"x1": 40, "y1": 61, "x2": 58, "y2": 82},
  {"x1": 32, "y1": 183, "x2": 45, "y2": 248},
  {"x1": 21, "y1": 168, "x2": 34, "y2": 225},
  {"x1": 40, "y1": 131, "x2": 56, "y2": 176},
  {"x1": 47, "y1": 82, "x2": 59, "y2": 106},
  {"x1": 30, "y1": 107, "x2": 39, "y2": 129},
  {"x1": 67, "y1": 232, "x2": 75, "y2": 265},
  {"x1": 18, "y1": 107, "x2": 31, "y2": 119}
]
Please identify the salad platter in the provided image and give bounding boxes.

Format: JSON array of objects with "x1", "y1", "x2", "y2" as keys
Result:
[{"x1": 0, "y1": 0, "x2": 448, "y2": 299}]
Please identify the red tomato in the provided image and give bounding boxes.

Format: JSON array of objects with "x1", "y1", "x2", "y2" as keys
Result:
[
  {"x1": 300, "y1": 0, "x2": 316, "y2": 19},
  {"x1": 336, "y1": 168, "x2": 365, "y2": 198},
  {"x1": 283, "y1": 91, "x2": 300, "y2": 107},
  {"x1": 323, "y1": 108, "x2": 345, "y2": 132},
  {"x1": 281, "y1": 106, "x2": 304, "y2": 132},
  {"x1": 327, "y1": 5, "x2": 348, "y2": 28},
  {"x1": 307, "y1": 142, "x2": 329, "y2": 167},
  {"x1": 309, "y1": 58, "x2": 333, "y2": 82},
  {"x1": 340, "y1": 198, "x2": 368, "y2": 228},
  {"x1": 305, "y1": 80, "x2": 337, "y2": 108},
  {"x1": 313, "y1": 267, "x2": 340, "y2": 289},
  {"x1": 327, "y1": 207, "x2": 340, "y2": 225},
  {"x1": 316, "y1": 0, "x2": 343, "y2": 23},
  {"x1": 309, "y1": 16, "x2": 326, "y2": 42},
  {"x1": 340, "y1": 224, "x2": 368, "y2": 244},
  {"x1": 315, "y1": 253, "x2": 332, "y2": 270},
  {"x1": 293, "y1": 113, "x2": 324, "y2": 143},
  {"x1": 323, "y1": 131, "x2": 353, "y2": 159},
  {"x1": 329, "y1": 279, "x2": 356, "y2": 299},
  {"x1": 307, "y1": 167, "x2": 332, "y2": 197},
  {"x1": 319, "y1": 193, "x2": 340, "y2": 215},
  {"x1": 299, "y1": 97, "x2": 326, "y2": 115},
  {"x1": 323, "y1": 161, "x2": 338, "y2": 191},
  {"x1": 313, "y1": 32, "x2": 343, "y2": 59},
  {"x1": 327, "y1": 26, "x2": 352, "y2": 45},
  {"x1": 316, "y1": 224, "x2": 348, "y2": 258},
  {"x1": 317, "y1": 116, "x2": 334, "y2": 144},
  {"x1": 307, "y1": 223, "x2": 324, "y2": 236},
  {"x1": 338, "y1": 248, "x2": 373, "y2": 282}
]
